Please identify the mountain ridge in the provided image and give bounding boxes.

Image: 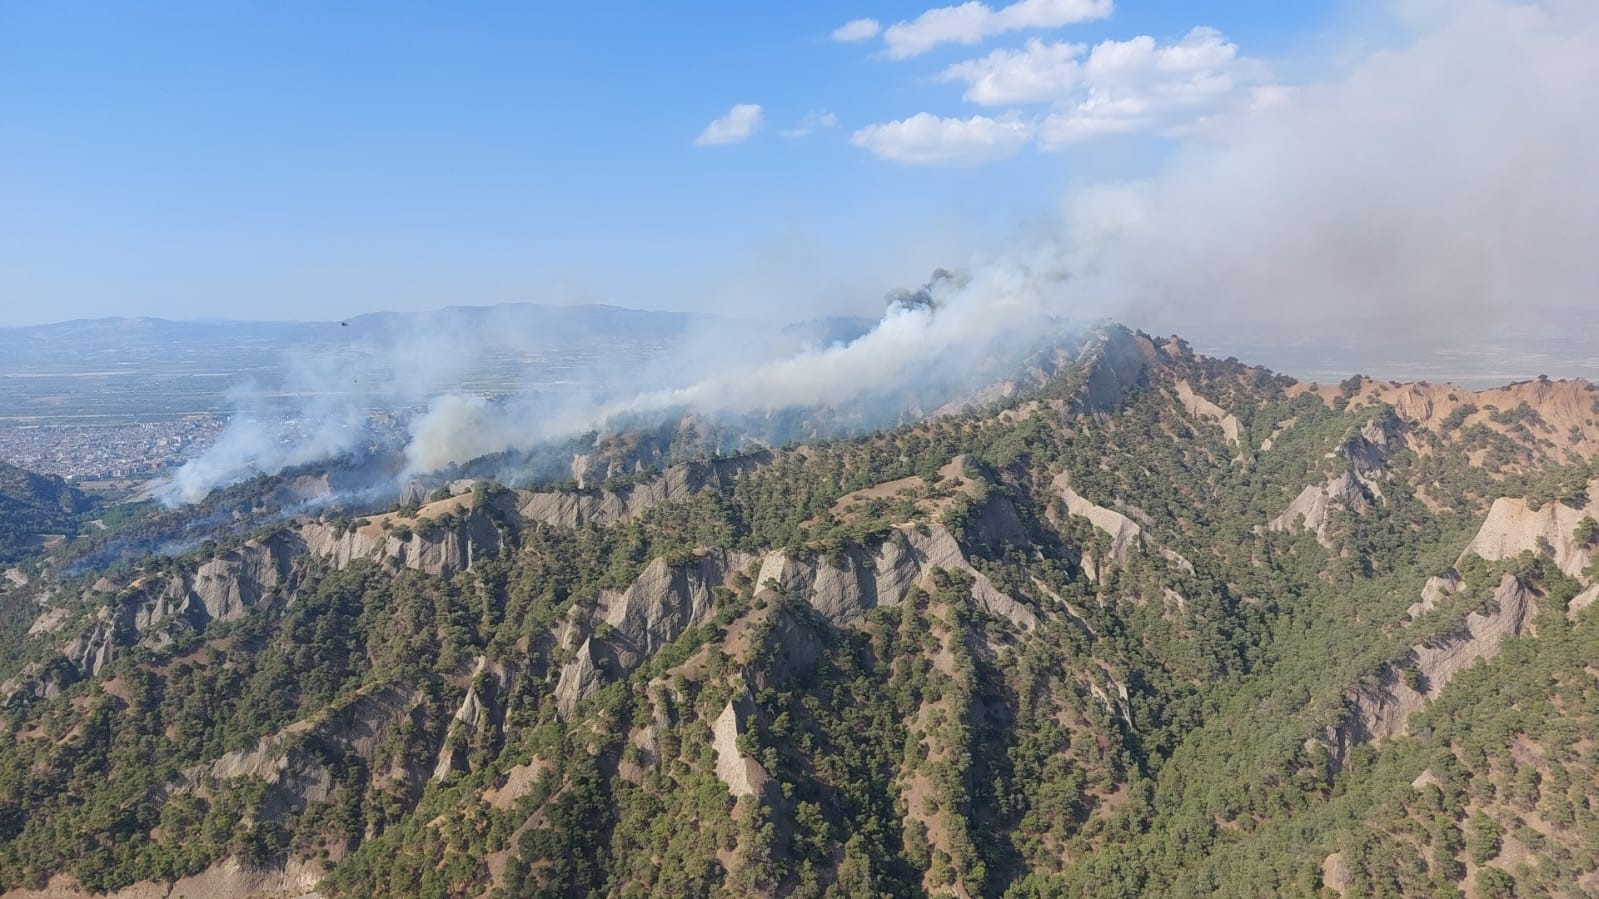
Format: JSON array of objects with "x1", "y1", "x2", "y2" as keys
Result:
[{"x1": 2, "y1": 324, "x2": 1598, "y2": 898}]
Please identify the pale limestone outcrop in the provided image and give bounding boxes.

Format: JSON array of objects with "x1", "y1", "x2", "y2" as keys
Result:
[
  {"x1": 179, "y1": 533, "x2": 302, "y2": 626},
  {"x1": 1173, "y1": 380, "x2": 1243, "y2": 445},
  {"x1": 1460, "y1": 483, "x2": 1599, "y2": 578},
  {"x1": 484, "y1": 759, "x2": 550, "y2": 811},
  {"x1": 101, "y1": 532, "x2": 308, "y2": 647},
  {"x1": 554, "y1": 638, "x2": 607, "y2": 718},
  {"x1": 61, "y1": 618, "x2": 116, "y2": 678},
  {"x1": 553, "y1": 549, "x2": 758, "y2": 716},
  {"x1": 27, "y1": 606, "x2": 69, "y2": 636},
  {"x1": 1322, "y1": 853, "x2": 1354, "y2": 897},
  {"x1": 1570, "y1": 584, "x2": 1599, "y2": 618},
  {"x1": 1268, "y1": 472, "x2": 1375, "y2": 545},
  {"x1": 186, "y1": 681, "x2": 418, "y2": 819},
  {"x1": 711, "y1": 693, "x2": 767, "y2": 799},
  {"x1": 1051, "y1": 474, "x2": 1143, "y2": 565},
  {"x1": 555, "y1": 517, "x2": 1039, "y2": 718},
  {"x1": 1407, "y1": 571, "x2": 1463, "y2": 619},
  {"x1": 1049, "y1": 474, "x2": 1201, "y2": 582},
  {"x1": 596, "y1": 551, "x2": 753, "y2": 670},
  {"x1": 299, "y1": 503, "x2": 501, "y2": 581},
  {"x1": 187, "y1": 536, "x2": 298, "y2": 621},
  {"x1": 1411, "y1": 574, "x2": 1538, "y2": 692},
  {"x1": 32, "y1": 532, "x2": 307, "y2": 690},
  {"x1": 433, "y1": 658, "x2": 498, "y2": 781},
  {"x1": 1335, "y1": 574, "x2": 1538, "y2": 755},
  {"x1": 1087, "y1": 676, "x2": 1133, "y2": 729},
  {"x1": 1268, "y1": 420, "x2": 1401, "y2": 545},
  {"x1": 518, "y1": 453, "x2": 770, "y2": 529},
  {"x1": 756, "y1": 526, "x2": 1037, "y2": 630},
  {"x1": 1161, "y1": 548, "x2": 1195, "y2": 575},
  {"x1": 1071, "y1": 327, "x2": 1156, "y2": 415},
  {"x1": 0, "y1": 857, "x2": 325, "y2": 899},
  {"x1": 1, "y1": 660, "x2": 77, "y2": 706}
]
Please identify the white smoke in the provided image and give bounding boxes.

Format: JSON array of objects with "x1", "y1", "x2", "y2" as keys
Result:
[
  {"x1": 399, "y1": 257, "x2": 1071, "y2": 474},
  {"x1": 154, "y1": 357, "x2": 376, "y2": 507},
  {"x1": 1070, "y1": 0, "x2": 1599, "y2": 342}
]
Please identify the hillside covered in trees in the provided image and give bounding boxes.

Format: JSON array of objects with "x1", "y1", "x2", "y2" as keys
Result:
[
  {"x1": 2, "y1": 326, "x2": 1599, "y2": 899},
  {"x1": 0, "y1": 462, "x2": 87, "y2": 566}
]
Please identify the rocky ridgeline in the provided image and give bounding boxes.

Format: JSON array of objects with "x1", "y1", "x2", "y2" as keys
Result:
[
  {"x1": 1267, "y1": 414, "x2": 1401, "y2": 544},
  {"x1": 1328, "y1": 478, "x2": 1599, "y2": 760},
  {"x1": 4, "y1": 492, "x2": 515, "y2": 704},
  {"x1": 8, "y1": 325, "x2": 1599, "y2": 898}
]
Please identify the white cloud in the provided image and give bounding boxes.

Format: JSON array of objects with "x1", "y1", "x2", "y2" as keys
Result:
[
  {"x1": 831, "y1": 18, "x2": 881, "y2": 42},
  {"x1": 850, "y1": 112, "x2": 1034, "y2": 165},
  {"x1": 780, "y1": 110, "x2": 841, "y2": 138},
  {"x1": 882, "y1": 0, "x2": 1112, "y2": 59},
  {"x1": 1038, "y1": 27, "x2": 1254, "y2": 148},
  {"x1": 694, "y1": 103, "x2": 764, "y2": 146},
  {"x1": 940, "y1": 38, "x2": 1086, "y2": 105},
  {"x1": 860, "y1": 25, "x2": 1259, "y2": 165},
  {"x1": 932, "y1": 26, "x2": 1258, "y2": 150}
]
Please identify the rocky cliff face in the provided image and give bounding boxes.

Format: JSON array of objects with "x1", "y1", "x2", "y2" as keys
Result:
[
  {"x1": 518, "y1": 452, "x2": 771, "y2": 528},
  {"x1": 0, "y1": 858, "x2": 325, "y2": 899},
  {"x1": 299, "y1": 502, "x2": 502, "y2": 581},
  {"x1": 1336, "y1": 573, "x2": 1540, "y2": 758},
  {"x1": 1049, "y1": 473, "x2": 1194, "y2": 581},
  {"x1": 1325, "y1": 475, "x2": 1592, "y2": 759},
  {"x1": 1069, "y1": 327, "x2": 1157, "y2": 415},
  {"x1": 183, "y1": 679, "x2": 424, "y2": 821},
  {"x1": 1052, "y1": 474, "x2": 1143, "y2": 571},
  {"x1": 157, "y1": 531, "x2": 303, "y2": 629},
  {"x1": 1460, "y1": 482, "x2": 1599, "y2": 577},
  {"x1": 1268, "y1": 418, "x2": 1399, "y2": 544},
  {"x1": 1173, "y1": 379, "x2": 1244, "y2": 445},
  {"x1": 12, "y1": 497, "x2": 507, "y2": 703},
  {"x1": 711, "y1": 690, "x2": 770, "y2": 800},
  {"x1": 554, "y1": 550, "x2": 752, "y2": 716},
  {"x1": 755, "y1": 524, "x2": 1038, "y2": 631},
  {"x1": 550, "y1": 507, "x2": 1042, "y2": 720}
]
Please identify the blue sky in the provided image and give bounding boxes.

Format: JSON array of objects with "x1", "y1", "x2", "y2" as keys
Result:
[{"x1": 0, "y1": 1, "x2": 1350, "y2": 326}]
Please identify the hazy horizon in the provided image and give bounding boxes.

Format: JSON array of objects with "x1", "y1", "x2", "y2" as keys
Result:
[{"x1": 6, "y1": 2, "x2": 1595, "y2": 370}]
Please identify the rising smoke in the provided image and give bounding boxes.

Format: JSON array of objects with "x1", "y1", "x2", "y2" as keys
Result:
[
  {"x1": 160, "y1": 0, "x2": 1599, "y2": 505},
  {"x1": 397, "y1": 264, "x2": 1068, "y2": 475},
  {"x1": 1077, "y1": 0, "x2": 1599, "y2": 344}
]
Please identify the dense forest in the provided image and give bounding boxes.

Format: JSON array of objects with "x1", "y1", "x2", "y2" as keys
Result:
[
  {"x1": 0, "y1": 462, "x2": 88, "y2": 566},
  {"x1": 2, "y1": 326, "x2": 1598, "y2": 898}
]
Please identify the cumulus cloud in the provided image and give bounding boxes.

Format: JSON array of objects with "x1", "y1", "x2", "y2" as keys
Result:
[
  {"x1": 850, "y1": 112, "x2": 1034, "y2": 165},
  {"x1": 831, "y1": 18, "x2": 881, "y2": 42},
  {"x1": 881, "y1": 0, "x2": 1112, "y2": 59},
  {"x1": 695, "y1": 103, "x2": 764, "y2": 146},
  {"x1": 1038, "y1": 27, "x2": 1256, "y2": 146},
  {"x1": 940, "y1": 38, "x2": 1087, "y2": 105},
  {"x1": 780, "y1": 110, "x2": 841, "y2": 138},
  {"x1": 857, "y1": 26, "x2": 1259, "y2": 164}
]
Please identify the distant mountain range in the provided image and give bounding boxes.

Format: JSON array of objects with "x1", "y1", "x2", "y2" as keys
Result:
[{"x1": 0, "y1": 304, "x2": 877, "y2": 422}]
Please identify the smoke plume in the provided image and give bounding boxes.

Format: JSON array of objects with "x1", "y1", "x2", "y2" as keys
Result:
[{"x1": 1075, "y1": 0, "x2": 1599, "y2": 350}]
